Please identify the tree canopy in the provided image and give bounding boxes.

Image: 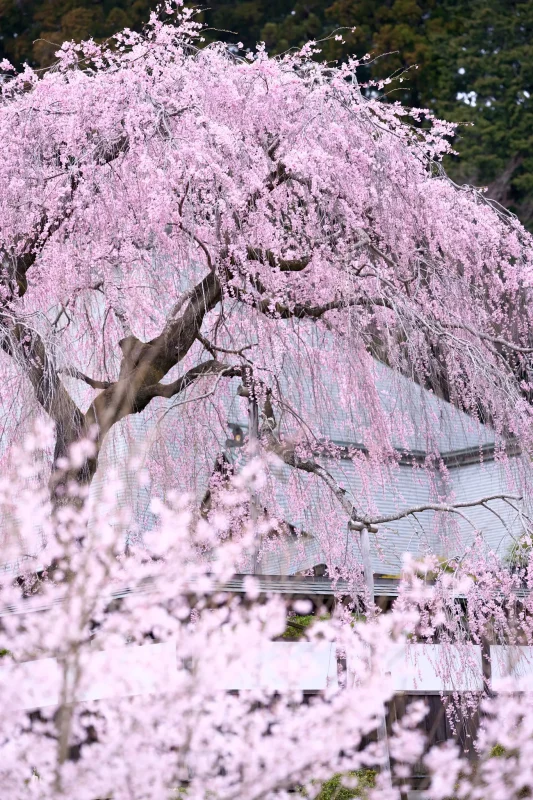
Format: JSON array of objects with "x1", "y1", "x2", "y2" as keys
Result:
[
  {"x1": 2, "y1": 0, "x2": 532, "y2": 225},
  {"x1": 1, "y1": 11, "x2": 533, "y2": 795},
  {"x1": 1, "y1": 3, "x2": 532, "y2": 569}
]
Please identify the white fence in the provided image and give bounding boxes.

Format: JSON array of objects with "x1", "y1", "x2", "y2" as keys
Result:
[
  {"x1": 350, "y1": 644, "x2": 484, "y2": 692},
  {"x1": 5, "y1": 642, "x2": 533, "y2": 709},
  {"x1": 1, "y1": 642, "x2": 338, "y2": 709}
]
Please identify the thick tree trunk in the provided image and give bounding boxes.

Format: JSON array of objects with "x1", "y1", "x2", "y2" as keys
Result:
[{"x1": 49, "y1": 431, "x2": 100, "y2": 509}]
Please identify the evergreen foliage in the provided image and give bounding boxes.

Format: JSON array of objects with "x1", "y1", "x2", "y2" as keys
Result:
[
  {"x1": 281, "y1": 614, "x2": 332, "y2": 639},
  {"x1": 443, "y1": 0, "x2": 533, "y2": 225},
  {"x1": 0, "y1": 0, "x2": 155, "y2": 67},
  {"x1": 256, "y1": 0, "x2": 533, "y2": 224},
  {"x1": 299, "y1": 770, "x2": 376, "y2": 800}
]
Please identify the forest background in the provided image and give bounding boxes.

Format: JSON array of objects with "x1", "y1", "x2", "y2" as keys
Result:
[{"x1": 1, "y1": 0, "x2": 532, "y2": 228}]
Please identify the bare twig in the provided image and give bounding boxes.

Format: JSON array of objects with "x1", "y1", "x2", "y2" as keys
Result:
[
  {"x1": 442, "y1": 320, "x2": 533, "y2": 355},
  {"x1": 258, "y1": 394, "x2": 524, "y2": 532},
  {"x1": 196, "y1": 331, "x2": 256, "y2": 360},
  {"x1": 359, "y1": 495, "x2": 523, "y2": 526}
]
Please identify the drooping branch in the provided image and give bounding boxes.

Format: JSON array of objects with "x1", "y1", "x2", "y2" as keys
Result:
[
  {"x1": 350, "y1": 229, "x2": 533, "y2": 415},
  {"x1": 441, "y1": 320, "x2": 533, "y2": 355},
  {"x1": 0, "y1": 316, "x2": 91, "y2": 492},
  {"x1": 361, "y1": 495, "x2": 524, "y2": 526},
  {"x1": 0, "y1": 259, "x2": 227, "y2": 492},
  {"x1": 2, "y1": 133, "x2": 128, "y2": 310},
  {"x1": 257, "y1": 390, "x2": 525, "y2": 534},
  {"x1": 0, "y1": 130, "x2": 134, "y2": 470},
  {"x1": 0, "y1": 320, "x2": 81, "y2": 428}
]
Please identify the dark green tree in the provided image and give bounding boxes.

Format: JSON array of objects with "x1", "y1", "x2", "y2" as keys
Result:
[
  {"x1": 258, "y1": 0, "x2": 533, "y2": 225},
  {"x1": 0, "y1": 0, "x2": 155, "y2": 67},
  {"x1": 441, "y1": 0, "x2": 533, "y2": 225}
]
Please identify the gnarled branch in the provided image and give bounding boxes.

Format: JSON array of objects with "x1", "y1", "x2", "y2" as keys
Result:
[
  {"x1": 245, "y1": 246, "x2": 311, "y2": 273},
  {"x1": 58, "y1": 367, "x2": 112, "y2": 390}
]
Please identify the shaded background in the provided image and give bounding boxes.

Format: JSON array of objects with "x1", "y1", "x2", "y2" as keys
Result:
[{"x1": 2, "y1": 0, "x2": 532, "y2": 227}]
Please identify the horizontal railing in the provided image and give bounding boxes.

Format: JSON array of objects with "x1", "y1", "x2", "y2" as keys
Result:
[{"x1": 3, "y1": 642, "x2": 533, "y2": 709}]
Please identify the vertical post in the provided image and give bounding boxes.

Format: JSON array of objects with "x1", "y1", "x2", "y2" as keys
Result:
[
  {"x1": 247, "y1": 379, "x2": 260, "y2": 574},
  {"x1": 360, "y1": 524, "x2": 375, "y2": 599},
  {"x1": 350, "y1": 519, "x2": 393, "y2": 789}
]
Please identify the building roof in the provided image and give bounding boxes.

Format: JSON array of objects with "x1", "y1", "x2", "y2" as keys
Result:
[{"x1": 1, "y1": 361, "x2": 527, "y2": 580}]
